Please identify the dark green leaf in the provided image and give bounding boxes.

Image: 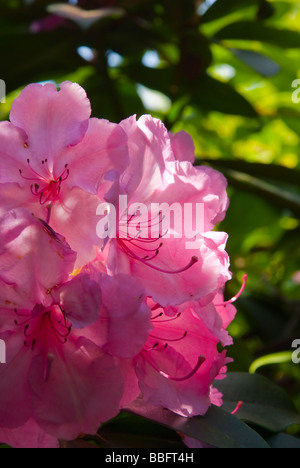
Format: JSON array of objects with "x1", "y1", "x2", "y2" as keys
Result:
[
  {"x1": 199, "y1": 158, "x2": 300, "y2": 187},
  {"x1": 216, "y1": 372, "x2": 300, "y2": 432},
  {"x1": 216, "y1": 21, "x2": 300, "y2": 48},
  {"x1": 201, "y1": 0, "x2": 261, "y2": 23},
  {"x1": 229, "y1": 48, "x2": 281, "y2": 77},
  {"x1": 193, "y1": 74, "x2": 258, "y2": 117},
  {"x1": 267, "y1": 433, "x2": 300, "y2": 448},
  {"x1": 125, "y1": 399, "x2": 270, "y2": 448}
]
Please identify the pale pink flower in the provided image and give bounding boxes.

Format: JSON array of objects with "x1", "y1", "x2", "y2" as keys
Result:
[
  {"x1": 0, "y1": 81, "x2": 128, "y2": 267},
  {"x1": 100, "y1": 114, "x2": 231, "y2": 306},
  {"x1": 0, "y1": 209, "x2": 123, "y2": 442}
]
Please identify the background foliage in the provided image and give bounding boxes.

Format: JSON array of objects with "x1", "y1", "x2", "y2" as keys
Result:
[{"x1": 1, "y1": 0, "x2": 300, "y2": 448}]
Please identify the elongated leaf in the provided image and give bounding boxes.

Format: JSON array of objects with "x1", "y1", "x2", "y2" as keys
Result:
[
  {"x1": 124, "y1": 399, "x2": 270, "y2": 448},
  {"x1": 216, "y1": 21, "x2": 300, "y2": 48},
  {"x1": 201, "y1": 0, "x2": 261, "y2": 23},
  {"x1": 193, "y1": 75, "x2": 258, "y2": 117},
  {"x1": 216, "y1": 373, "x2": 300, "y2": 432},
  {"x1": 229, "y1": 48, "x2": 281, "y2": 77},
  {"x1": 199, "y1": 158, "x2": 300, "y2": 187},
  {"x1": 267, "y1": 433, "x2": 300, "y2": 449}
]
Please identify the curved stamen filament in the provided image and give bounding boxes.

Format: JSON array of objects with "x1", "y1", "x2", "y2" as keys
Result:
[
  {"x1": 150, "y1": 330, "x2": 187, "y2": 342},
  {"x1": 119, "y1": 238, "x2": 198, "y2": 274},
  {"x1": 145, "y1": 355, "x2": 205, "y2": 382},
  {"x1": 19, "y1": 159, "x2": 69, "y2": 206},
  {"x1": 151, "y1": 313, "x2": 182, "y2": 323},
  {"x1": 215, "y1": 274, "x2": 248, "y2": 307}
]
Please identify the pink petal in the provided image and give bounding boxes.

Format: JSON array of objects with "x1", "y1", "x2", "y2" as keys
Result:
[
  {"x1": 151, "y1": 161, "x2": 229, "y2": 230},
  {"x1": 120, "y1": 115, "x2": 174, "y2": 203},
  {"x1": 0, "y1": 183, "x2": 45, "y2": 219},
  {"x1": 100, "y1": 274, "x2": 153, "y2": 358},
  {"x1": 29, "y1": 336, "x2": 123, "y2": 440},
  {"x1": 10, "y1": 81, "x2": 91, "y2": 167},
  {"x1": 0, "y1": 122, "x2": 30, "y2": 184},
  {"x1": 135, "y1": 306, "x2": 231, "y2": 417},
  {"x1": 0, "y1": 209, "x2": 76, "y2": 309},
  {"x1": 50, "y1": 187, "x2": 101, "y2": 269},
  {"x1": 135, "y1": 346, "x2": 211, "y2": 417},
  {"x1": 54, "y1": 273, "x2": 102, "y2": 329},
  {"x1": 64, "y1": 118, "x2": 129, "y2": 194},
  {"x1": 0, "y1": 419, "x2": 59, "y2": 448},
  {"x1": 107, "y1": 232, "x2": 231, "y2": 307},
  {"x1": 117, "y1": 358, "x2": 141, "y2": 408},
  {"x1": 0, "y1": 331, "x2": 33, "y2": 428},
  {"x1": 169, "y1": 130, "x2": 195, "y2": 164}
]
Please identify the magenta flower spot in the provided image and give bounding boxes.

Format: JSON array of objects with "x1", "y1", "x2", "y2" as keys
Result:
[{"x1": 19, "y1": 159, "x2": 70, "y2": 206}]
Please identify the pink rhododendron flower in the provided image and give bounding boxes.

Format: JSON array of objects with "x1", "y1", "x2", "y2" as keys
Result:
[
  {"x1": 132, "y1": 297, "x2": 233, "y2": 417},
  {"x1": 99, "y1": 114, "x2": 231, "y2": 306},
  {"x1": 0, "y1": 209, "x2": 123, "y2": 442},
  {"x1": 89, "y1": 261, "x2": 235, "y2": 417},
  {"x1": 0, "y1": 81, "x2": 128, "y2": 267},
  {"x1": 0, "y1": 80, "x2": 238, "y2": 448}
]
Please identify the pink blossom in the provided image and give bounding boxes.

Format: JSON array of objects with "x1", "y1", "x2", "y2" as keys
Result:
[
  {"x1": 92, "y1": 271, "x2": 235, "y2": 417},
  {"x1": 132, "y1": 299, "x2": 233, "y2": 417},
  {"x1": 0, "y1": 210, "x2": 123, "y2": 443},
  {"x1": 0, "y1": 81, "x2": 128, "y2": 267},
  {"x1": 99, "y1": 114, "x2": 231, "y2": 306}
]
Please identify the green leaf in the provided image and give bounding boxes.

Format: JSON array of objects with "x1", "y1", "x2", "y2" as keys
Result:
[
  {"x1": 124, "y1": 399, "x2": 270, "y2": 448},
  {"x1": 199, "y1": 158, "x2": 300, "y2": 187},
  {"x1": 216, "y1": 372, "x2": 300, "y2": 432},
  {"x1": 267, "y1": 433, "x2": 300, "y2": 449},
  {"x1": 193, "y1": 74, "x2": 258, "y2": 117},
  {"x1": 229, "y1": 48, "x2": 281, "y2": 77},
  {"x1": 215, "y1": 21, "x2": 300, "y2": 48},
  {"x1": 201, "y1": 0, "x2": 261, "y2": 24}
]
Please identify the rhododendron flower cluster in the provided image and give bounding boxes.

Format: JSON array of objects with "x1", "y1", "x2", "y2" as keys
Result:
[{"x1": 0, "y1": 81, "x2": 237, "y2": 448}]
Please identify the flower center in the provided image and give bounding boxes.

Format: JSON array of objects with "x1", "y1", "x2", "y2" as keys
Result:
[
  {"x1": 141, "y1": 306, "x2": 205, "y2": 382},
  {"x1": 19, "y1": 158, "x2": 69, "y2": 205},
  {"x1": 117, "y1": 210, "x2": 198, "y2": 274},
  {"x1": 14, "y1": 304, "x2": 72, "y2": 350}
]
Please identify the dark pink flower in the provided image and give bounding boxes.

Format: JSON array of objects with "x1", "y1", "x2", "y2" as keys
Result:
[{"x1": 0, "y1": 210, "x2": 123, "y2": 442}]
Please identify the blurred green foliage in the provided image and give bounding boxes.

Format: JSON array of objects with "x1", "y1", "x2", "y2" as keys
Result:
[{"x1": 1, "y1": 0, "x2": 300, "y2": 448}]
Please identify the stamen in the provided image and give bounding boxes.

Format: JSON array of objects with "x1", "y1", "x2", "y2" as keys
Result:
[
  {"x1": 145, "y1": 355, "x2": 205, "y2": 382},
  {"x1": 18, "y1": 159, "x2": 69, "y2": 206},
  {"x1": 215, "y1": 274, "x2": 248, "y2": 306},
  {"x1": 152, "y1": 312, "x2": 182, "y2": 323},
  {"x1": 231, "y1": 401, "x2": 244, "y2": 415},
  {"x1": 150, "y1": 330, "x2": 187, "y2": 342},
  {"x1": 151, "y1": 312, "x2": 164, "y2": 320},
  {"x1": 119, "y1": 238, "x2": 198, "y2": 274}
]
